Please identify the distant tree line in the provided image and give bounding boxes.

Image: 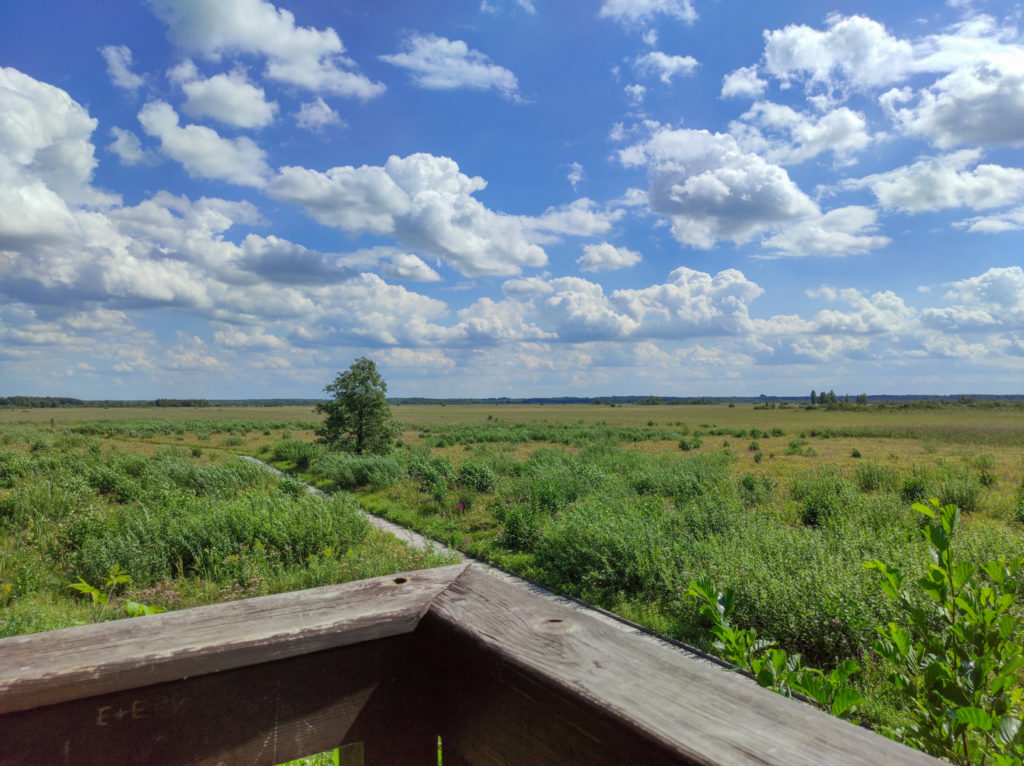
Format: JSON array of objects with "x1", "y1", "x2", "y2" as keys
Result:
[{"x1": 0, "y1": 396, "x2": 210, "y2": 408}]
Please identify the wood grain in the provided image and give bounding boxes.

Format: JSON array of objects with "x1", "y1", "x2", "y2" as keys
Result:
[
  {"x1": 427, "y1": 565, "x2": 938, "y2": 766},
  {"x1": 0, "y1": 564, "x2": 468, "y2": 715},
  {"x1": 0, "y1": 636, "x2": 411, "y2": 765}
]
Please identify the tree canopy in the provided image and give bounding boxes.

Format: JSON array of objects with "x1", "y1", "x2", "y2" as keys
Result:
[{"x1": 315, "y1": 357, "x2": 399, "y2": 455}]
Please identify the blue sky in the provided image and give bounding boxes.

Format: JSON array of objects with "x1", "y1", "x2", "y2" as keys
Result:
[{"x1": 2, "y1": 0, "x2": 1024, "y2": 399}]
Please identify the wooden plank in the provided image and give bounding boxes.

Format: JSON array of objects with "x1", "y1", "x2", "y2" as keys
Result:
[
  {"x1": 0, "y1": 564, "x2": 468, "y2": 715},
  {"x1": 427, "y1": 565, "x2": 938, "y2": 766},
  {"x1": 411, "y1": 613, "x2": 691, "y2": 765},
  {"x1": 0, "y1": 636, "x2": 411, "y2": 766}
]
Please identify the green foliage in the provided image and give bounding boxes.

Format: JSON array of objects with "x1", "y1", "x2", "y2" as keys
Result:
[
  {"x1": 457, "y1": 461, "x2": 498, "y2": 493},
  {"x1": 69, "y1": 564, "x2": 166, "y2": 621},
  {"x1": 789, "y1": 468, "x2": 858, "y2": 526},
  {"x1": 309, "y1": 453, "x2": 404, "y2": 490},
  {"x1": 854, "y1": 461, "x2": 900, "y2": 493},
  {"x1": 271, "y1": 438, "x2": 324, "y2": 471},
  {"x1": 865, "y1": 499, "x2": 1024, "y2": 764},
  {"x1": 686, "y1": 577, "x2": 863, "y2": 719},
  {"x1": 315, "y1": 357, "x2": 399, "y2": 455}
]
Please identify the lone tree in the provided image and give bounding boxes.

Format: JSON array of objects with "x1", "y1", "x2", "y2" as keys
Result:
[{"x1": 315, "y1": 357, "x2": 399, "y2": 454}]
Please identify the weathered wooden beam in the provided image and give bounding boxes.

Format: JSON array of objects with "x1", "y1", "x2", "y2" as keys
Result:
[
  {"x1": 0, "y1": 635, "x2": 411, "y2": 766},
  {"x1": 422, "y1": 565, "x2": 937, "y2": 766},
  {"x1": 0, "y1": 562, "x2": 939, "y2": 765},
  {"x1": 0, "y1": 564, "x2": 468, "y2": 715}
]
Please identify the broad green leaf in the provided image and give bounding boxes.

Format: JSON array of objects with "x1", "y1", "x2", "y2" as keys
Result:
[
  {"x1": 831, "y1": 687, "x2": 863, "y2": 718},
  {"x1": 951, "y1": 562, "x2": 973, "y2": 590},
  {"x1": 955, "y1": 707, "x2": 994, "y2": 731},
  {"x1": 830, "y1": 659, "x2": 860, "y2": 685},
  {"x1": 996, "y1": 716, "x2": 1021, "y2": 746}
]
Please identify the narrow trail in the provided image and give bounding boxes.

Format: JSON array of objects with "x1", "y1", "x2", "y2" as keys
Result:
[{"x1": 242, "y1": 455, "x2": 728, "y2": 671}]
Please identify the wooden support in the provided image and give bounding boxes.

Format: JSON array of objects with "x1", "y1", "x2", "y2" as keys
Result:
[{"x1": 0, "y1": 563, "x2": 939, "y2": 765}]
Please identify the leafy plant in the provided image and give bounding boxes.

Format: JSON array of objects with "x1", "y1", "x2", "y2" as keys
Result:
[
  {"x1": 865, "y1": 499, "x2": 1024, "y2": 764},
  {"x1": 685, "y1": 577, "x2": 863, "y2": 719},
  {"x1": 69, "y1": 564, "x2": 166, "y2": 621}
]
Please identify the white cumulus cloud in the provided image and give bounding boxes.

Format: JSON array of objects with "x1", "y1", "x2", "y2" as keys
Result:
[
  {"x1": 100, "y1": 44, "x2": 145, "y2": 91},
  {"x1": 168, "y1": 60, "x2": 278, "y2": 128},
  {"x1": 577, "y1": 243, "x2": 642, "y2": 271},
  {"x1": 149, "y1": 0, "x2": 385, "y2": 98},
  {"x1": 295, "y1": 97, "x2": 344, "y2": 131},
  {"x1": 634, "y1": 51, "x2": 698, "y2": 84},
  {"x1": 137, "y1": 101, "x2": 272, "y2": 186},
  {"x1": 380, "y1": 34, "x2": 520, "y2": 100},
  {"x1": 619, "y1": 126, "x2": 818, "y2": 248}
]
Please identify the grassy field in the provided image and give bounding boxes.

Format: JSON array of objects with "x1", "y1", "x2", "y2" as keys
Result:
[
  {"x1": 3, "y1": 402, "x2": 1021, "y2": 761},
  {"x1": 0, "y1": 418, "x2": 452, "y2": 639}
]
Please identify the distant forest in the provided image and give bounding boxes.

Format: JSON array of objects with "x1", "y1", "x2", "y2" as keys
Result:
[{"x1": 3, "y1": 394, "x2": 1024, "y2": 409}]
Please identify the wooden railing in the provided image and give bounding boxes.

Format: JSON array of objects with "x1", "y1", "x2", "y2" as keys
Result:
[{"x1": 0, "y1": 563, "x2": 937, "y2": 765}]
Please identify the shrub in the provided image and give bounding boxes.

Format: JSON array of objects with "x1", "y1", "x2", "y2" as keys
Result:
[
  {"x1": 457, "y1": 461, "x2": 498, "y2": 493},
  {"x1": 71, "y1": 491, "x2": 370, "y2": 586},
  {"x1": 900, "y1": 474, "x2": 929, "y2": 504},
  {"x1": 270, "y1": 439, "x2": 322, "y2": 470},
  {"x1": 854, "y1": 461, "x2": 900, "y2": 493},
  {"x1": 309, "y1": 453, "x2": 404, "y2": 490},
  {"x1": 789, "y1": 469, "x2": 858, "y2": 526},
  {"x1": 534, "y1": 494, "x2": 674, "y2": 596},
  {"x1": 866, "y1": 500, "x2": 1024, "y2": 764}
]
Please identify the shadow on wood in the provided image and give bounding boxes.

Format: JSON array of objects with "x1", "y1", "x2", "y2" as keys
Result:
[{"x1": 0, "y1": 563, "x2": 937, "y2": 765}]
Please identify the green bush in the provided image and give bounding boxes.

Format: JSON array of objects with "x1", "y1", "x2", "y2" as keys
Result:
[
  {"x1": 534, "y1": 493, "x2": 674, "y2": 596},
  {"x1": 457, "y1": 461, "x2": 498, "y2": 493},
  {"x1": 789, "y1": 469, "x2": 858, "y2": 526},
  {"x1": 270, "y1": 438, "x2": 323, "y2": 470},
  {"x1": 309, "y1": 453, "x2": 404, "y2": 490},
  {"x1": 71, "y1": 491, "x2": 370, "y2": 586},
  {"x1": 854, "y1": 461, "x2": 900, "y2": 493}
]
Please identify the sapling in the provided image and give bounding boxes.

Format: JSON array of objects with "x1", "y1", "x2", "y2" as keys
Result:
[{"x1": 865, "y1": 499, "x2": 1024, "y2": 765}]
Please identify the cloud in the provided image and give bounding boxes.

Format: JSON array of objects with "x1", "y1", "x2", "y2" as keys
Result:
[
  {"x1": 149, "y1": 0, "x2": 385, "y2": 98},
  {"x1": 267, "y1": 153, "x2": 548, "y2": 276},
  {"x1": 377, "y1": 347, "x2": 456, "y2": 369},
  {"x1": 624, "y1": 83, "x2": 646, "y2": 104},
  {"x1": 619, "y1": 126, "x2": 818, "y2": 247},
  {"x1": 721, "y1": 66, "x2": 766, "y2": 98},
  {"x1": 380, "y1": 34, "x2": 520, "y2": 100},
  {"x1": 762, "y1": 14, "x2": 914, "y2": 90},
  {"x1": 613, "y1": 267, "x2": 764, "y2": 337},
  {"x1": 598, "y1": 0, "x2": 697, "y2": 27},
  {"x1": 100, "y1": 44, "x2": 145, "y2": 91},
  {"x1": 168, "y1": 59, "x2": 278, "y2": 128},
  {"x1": 526, "y1": 198, "x2": 624, "y2": 237},
  {"x1": 729, "y1": 102, "x2": 872, "y2": 164},
  {"x1": 761, "y1": 207, "x2": 890, "y2": 257},
  {"x1": 758, "y1": 12, "x2": 1024, "y2": 99},
  {"x1": 847, "y1": 149, "x2": 1024, "y2": 213},
  {"x1": 806, "y1": 286, "x2": 916, "y2": 336},
  {"x1": 956, "y1": 205, "x2": 1024, "y2": 233},
  {"x1": 634, "y1": 51, "x2": 698, "y2": 84},
  {"x1": 577, "y1": 243, "x2": 641, "y2": 271},
  {"x1": 380, "y1": 253, "x2": 442, "y2": 282},
  {"x1": 922, "y1": 266, "x2": 1024, "y2": 330},
  {"x1": 295, "y1": 97, "x2": 344, "y2": 131},
  {"x1": 883, "y1": 60, "x2": 1024, "y2": 148},
  {"x1": 236, "y1": 234, "x2": 360, "y2": 284},
  {"x1": 137, "y1": 101, "x2": 272, "y2": 186},
  {"x1": 213, "y1": 326, "x2": 288, "y2": 349},
  {"x1": 107, "y1": 127, "x2": 156, "y2": 165},
  {"x1": 0, "y1": 67, "x2": 109, "y2": 208},
  {"x1": 567, "y1": 161, "x2": 583, "y2": 190}
]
